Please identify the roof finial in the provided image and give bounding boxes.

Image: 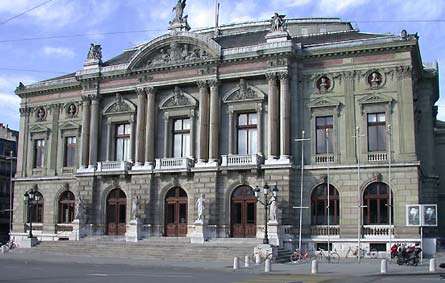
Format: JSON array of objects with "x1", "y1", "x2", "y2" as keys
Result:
[{"x1": 169, "y1": 0, "x2": 190, "y2": 33}]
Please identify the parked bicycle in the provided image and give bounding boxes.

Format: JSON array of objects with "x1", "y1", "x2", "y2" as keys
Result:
[
  {"x1": 316, "y1": 248, "x2": 340, "y2": 263},
  {"x1": 1, "y1": 239, "x2": 17, "y2": 253},
  {"x1": 345, "y1": 246, "x2": 366, "y2": 259},
  {"x1": 290, "y1": 249, "x2": 316, "y2": 263}
]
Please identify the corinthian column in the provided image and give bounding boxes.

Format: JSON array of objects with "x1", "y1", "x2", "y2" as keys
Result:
[
  {"x1": 80, "y1": 95, "x2": 91, "y2": 169},
  {"x1": 266, "y1": 73, "x2": 279, "y2": 159},
  {"x1": 197, "y1": 81, "x2": 210, "y2": 162},
  {"x1": 279, "y1": 72, "x2": 290, "y2": 158},
  {"x1": 145, "y1": 87, "x2": 156, "y2": 167},
  {"x1": 135, "y1": 88, "x2": 147, "y2": 166},
  {"x1": 88, "y1": 94, "x2": 100, "y2": 169},
  {"x1": 208, "y1": 80, "x2": 219, "y2": 162}
]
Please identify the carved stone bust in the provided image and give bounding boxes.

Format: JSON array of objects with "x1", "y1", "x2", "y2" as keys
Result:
[
  {"x1": 36, "y1": 107, "x2": 46, "y2": 121},
  {"x1": 368, "y1": 71, "x2": 383, "y2": 88},
  {"x1": 67, "y1": 103, "x2": 77, "y2": 118},
  {"x1": 317, "y1": 76, "x2": 331, "y2": 93}
]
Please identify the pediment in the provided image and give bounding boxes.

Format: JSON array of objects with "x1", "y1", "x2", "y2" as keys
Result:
[
  {"x1": 29, "y1": 124, "x2": 49, "y2": 134},
  {"x1": 128, "y1": 32, "x2": 221, "y2": 70},
  {"x1": 223, "y1": 85, "x2": 266, "y2": 103},
  {"x1": 358, "y1": 93, "x2": 394, "y2": 105},
  {"x1": 59, "y1": 121, "x2": 80, "y2": 131},
  {"x1": 309, "y1": 97, "x2": 341, "y2": 109},
  {"x1": 103, "y1": 95, "x2": 136, "y2": 115},
  {"x1": 160, "y1": 87, "x2": 197, "y2": 110}
]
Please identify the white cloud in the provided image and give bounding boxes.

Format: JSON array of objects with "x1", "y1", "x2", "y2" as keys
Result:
[
  {"x1": 317, "y1": 0, "x2": 369, "y2": 13},
  {"x1": 42, "y1": 46, "x2": 75, "y2": 58},
  {"x1": 271, "y1": 0, "x2": 311, "y2": 7}
]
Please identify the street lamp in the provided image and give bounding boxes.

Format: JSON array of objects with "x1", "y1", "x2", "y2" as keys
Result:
[
  {"x1": 253, "y1": 183, "x2": 278, "y2": 245},
  {"x1": 23, "y1": 186, "x2": 39, "y2": 239}
]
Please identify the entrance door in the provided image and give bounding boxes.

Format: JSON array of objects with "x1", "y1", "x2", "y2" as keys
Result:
[
  {"x1": 165, "y1": 187, "x2": 188, "y2": 237},
  {"x1": 231, "y1": 186, "x2": 256, "y2": 238},
  {"x1": 106, "y1": 189, "x2": 127, "y2": 235}
]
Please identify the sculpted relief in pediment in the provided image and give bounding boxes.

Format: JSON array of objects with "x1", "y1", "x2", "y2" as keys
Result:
[{"x1": 141, "y1": 42, "x2": 211, "y2": 68}]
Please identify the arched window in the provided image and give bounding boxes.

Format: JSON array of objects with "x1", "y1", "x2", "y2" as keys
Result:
[
  {"x1": 311, "y1": 184, "x2": 339, "y2": 225},
  {"x1": 363, "y1": 182, "x2": 393, "y2": 225},
  {"x1": 27, "y1": 192, "x2": 44, "y2": 223},
  {"x1": 58, "y1": 191, "x2": 75, "y2": 223}
]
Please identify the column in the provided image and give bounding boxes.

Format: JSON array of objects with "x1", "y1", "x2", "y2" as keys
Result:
[
  {"x1": 228, "y1": 110, "x2": 234, "y2": 155},
  {"x1": 197, "y1": 81, "x2": 210, "y2": 162},
  {"x1": 266, "y1": 73, "x2": 279, "y2": 159},
  {"x1": 135, "y1": 88, "x2": 147, "y2": 166},
  {"x1": 279, "y1": 72, "x2": 290, "y2": 158},
  {"x1": 105, "y1": 121, "x2": 112, "y2": 161},
  {"x1": 144, "y1": 87, "x2": 156, "y2": 167},
  {"x1": 208, "y1": 80, "x2": 219, "y2": 162},
  {"x1": 163, "y1": 115, "x2": 169, "y2": 158},
  {"x1": 88, "y1": 94, "x2": 100, "y2": 169},
  {"x1": 17, "y1": 107, "x2": 29, "y2": 176},
  {"x1": 129, "y1": 117, "x2": 135, "y2": 163},
  {"x1": 257, "y1": 105, "x2": 263, "y2": 156},
  {"x1": 80, "y1": 95, "x2": 90, "y2": 169}
]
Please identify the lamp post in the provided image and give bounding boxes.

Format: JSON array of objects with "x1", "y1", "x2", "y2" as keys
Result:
[
  {"x1": 23, "y1": 186, "x2": 39, "y2": 239},
  {"x1": 253, "y1": 184, "x2": 278, "y2": 245}
]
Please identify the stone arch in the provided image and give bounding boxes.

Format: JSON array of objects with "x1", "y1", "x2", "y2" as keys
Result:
[
  {"x1": 105, "y1": 187, "x2": 128, "y2": 235},
  {"x1": 223, "y1": 85, "x2": 266, "y2": 104},
  {"x1": 223, "y1": 182, "x2": 254, "y2": 230},
  {"x1": 228, "y1": 184, "x2": 257, "y2": 238},
  {"x1": 159, "y1": 87, "x2": 198, "y2": 110},
  {"x1": 310, "y1": 183, "x2": 340, "y2": 225},
  {"x1": 362, "y1": 182, "x2": 393, "y2": 225},
  {"x1": 52, "y1": 183, "x2": 72, "y2": 224},
  {"x1": 163, "y1": 186, "x2": 189, "y2": 237},
  {"x1": 102, "y1": 95, "x2": 136, "y2": 115}
]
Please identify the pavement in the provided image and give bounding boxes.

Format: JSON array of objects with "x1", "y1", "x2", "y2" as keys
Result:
[{"x1": 0, "y1": 249, "x2": 444, "y2": 282}]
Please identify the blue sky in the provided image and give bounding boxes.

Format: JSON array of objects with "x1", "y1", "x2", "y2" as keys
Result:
[{"x1": 0, "y1": 0, "x2": 443, "y2": 130}]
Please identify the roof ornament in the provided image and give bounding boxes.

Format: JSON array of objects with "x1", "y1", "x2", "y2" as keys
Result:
[
  {"x1": 169, "y1": 0, "x2": 190, "y2": 33},
  {"x1": 265, "y1": 12, "x2": 290, "y2": 43},
  {"x1": 84, "y1": 43, "x2": 102, "y2": 67}
]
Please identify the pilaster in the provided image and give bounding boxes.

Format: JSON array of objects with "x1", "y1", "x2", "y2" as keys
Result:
[
  {"x1": 145, "y1": 87, "x2": 156, "y2": 167},
  {"x1": 279, "y1": 72, "x2": 290, "y2": 159},
  {"x1": 88, "y1": 94, "x2": 100, "y2": 169},
  {"x1": 80, "y1": 95, "x2": 91, "y2": 169},
  {"x1": 266, "y1": 73, "x2": 279, "y2": 159},
  {"x1": 208, "y1": 80, "x2": 220, "y2": 162},
  {"x1": 135, "y1": 88, "x2": 147, "y2": 166},
  {"x1": 197, "y1": 81, "x2": 210, "y2": 162}
]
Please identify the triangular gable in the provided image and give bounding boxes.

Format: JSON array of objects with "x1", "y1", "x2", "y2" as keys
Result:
[
  {"x1": 59, "y1": 121, "x2": 80, "y2": 131},
  {"x1": 309, "y1": 96, "x2": 341, "y2": 109},
  {"x1": 160, "y1": 87, "x2": 197, "y2": 110},
  {"x1": 103, "y1": 95, "x2": 136, "y2": 115},
  {"x1": 358, "y1": 93, "x2": 394, "y2": 105},
  {"x1": 29, "y1": 124, "x2": 49, "y2": 134},
  {"x1": 223, "y1": 85, "x2": 266, "y2": 104}
]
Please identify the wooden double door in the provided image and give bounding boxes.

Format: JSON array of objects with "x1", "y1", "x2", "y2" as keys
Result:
[
  {"x1": 106, "y1": 189, "x2": 127, "y2": 236},
  {"x1": 165, "y1": 187, "x2": 188, "y2": 237},
  {"x1": 231, "y1": 186, "x2": 257, "y2": 238}
]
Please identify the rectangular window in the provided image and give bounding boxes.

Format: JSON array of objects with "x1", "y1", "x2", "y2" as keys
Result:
[
  {"x1": 172, "y1": 118, "x2": 191, "y2": 158},
  {"x1": 315, "y1": 116, "x2": 333, "y2": 154},
  {"x1": 64, "y1": 136, "x2": 77, "y2": 167},
  {"x1": 115, "y1": 124, "x2": 131, "y2": 161},
  {"x1": 237, "y1": 113, "x2": 257, "y2": 155},
  {"x1": 367, "y1": 113, "x2": 386, "y2": 152},
  {"x1": 34, "y1": 139, "x2": 45, "y2": 168}
]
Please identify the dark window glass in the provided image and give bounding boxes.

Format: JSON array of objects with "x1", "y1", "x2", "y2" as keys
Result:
[
  {"x1": 233, "y1": 203, "x2": 242, "y2": 224},
  {"x1": 34, "y1": 139, "x2": 45, "y2": 168},
  {"x1": 237, "y1": 113, "x2": 257, "y2": 155},
  {"x1": 311, "y1": 184, "x2": 339, "y2": 225},
  {"x1": 58, "y1": 191, "x2": 75, "y2": 223},
  {"x1": 363, "y1": 182, "x2": 393, "y2": 225},
  {"x1": 172, "y1": 118, "x2": 191, "y2": 158},
  {"x1": 119, "y1": 204, "x2": 126, "y2": 223},
  {"x1": 246, "y1": 203, "x2": 255, "y2": 224},
  {"x1": 28, "y1": 192, "x2": 44, "y2": 223},
  {"x1": 367, "y1": 113, "x2": 386, "y2": 152},
  {"x1": 115, "y1": 124, "x2": 131, "y2": 161},
  {"x1": 64, "y1": 137, "x2": 77, "y2": 167},
  {"x1": 316, "y1": 116, "x2": 333, "y2": 154}
]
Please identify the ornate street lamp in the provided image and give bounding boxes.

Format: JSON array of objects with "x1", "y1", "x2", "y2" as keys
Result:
[
  {"x1": 23, "y1": 186, "x2": 39, "y2": 239},
  {"x1": 253, "y1": 183, "x2": 278, "y2": 245}
]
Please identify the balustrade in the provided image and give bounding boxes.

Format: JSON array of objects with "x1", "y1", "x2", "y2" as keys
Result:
[{"x1": 221, "y1": 154, "x2": 262, "y2": 168}]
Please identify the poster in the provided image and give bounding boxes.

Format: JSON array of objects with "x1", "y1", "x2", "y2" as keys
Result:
[
  {"x1": 406, "y1": 205, "x2": 421, "y2": 226},
  {"x1": 422, "y1": 204, "x2": 438, "y2": 226}
]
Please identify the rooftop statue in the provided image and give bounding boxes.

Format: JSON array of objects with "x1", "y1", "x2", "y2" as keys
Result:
[
  {"x1": 270, "y1": 12, "x2": 286, "y2": 32},
  {"x1": 172, "y1": 0, "x2": 187, "y2": 23},
  {"x1": 87, "y1": 43, "x2": 102, "y2": 61}
]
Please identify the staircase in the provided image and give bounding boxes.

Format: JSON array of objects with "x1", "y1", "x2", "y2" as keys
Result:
[{"x1": 31, "y1": 237, "x2": 264, "y2": 262}]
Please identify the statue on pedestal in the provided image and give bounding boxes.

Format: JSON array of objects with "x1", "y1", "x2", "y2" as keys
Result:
[
  {"x1": 270, "y1": 13, "x2": 286, "y2": 32},
  {"x1": 131, "y1": 195, "x2": 141, "y2": 220},
  {"x1": 74, "y1": 193, "x2": 86, "y2": 222},
  {"x1": 269, "y1": 196, "x2": 278, "y2": 223},
  {"x1": 169, "y1": 0, "x2": 190, "y2": 31},
  {"x1": 195, "y1": 193, "x2": 205, "y2": 223}
]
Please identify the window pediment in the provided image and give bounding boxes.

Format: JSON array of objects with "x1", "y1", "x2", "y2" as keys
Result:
[
  {"x1": 103, "y1": 95, "x2": 136, "y2": 115},
  {"x1": 59, "y1": 121, "x2": 79, "y2": 131},
  {"x1": 160, "y1": 87, "x2": 197, "y2": 110},
  {"x1": 358, "y1": 93, "x2": 394, "y2": 106},
  {"x1": 309, "y1": 97, "x2": 341, "y2": 110},
  {"x1": 223, "y1": 85, "x2": 265, "y2": 104},
  {"x1": 29, "y1": 124, "x2": 49, "y2": 134}
]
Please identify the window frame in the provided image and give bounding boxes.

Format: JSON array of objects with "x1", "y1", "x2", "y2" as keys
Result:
[
  {"x1": 315, "y1": 115, "x2": 334, "y2": 155},
  {"x1": 311, "y1": 183, "x2": 340, "y2": 225},
  {"x1": 114, "y1": 123, "x2": 132, "y2": 162},
  {"x1": 367, "y1": 112, "x2": 386, "y2": 152},
  {"x1": 363, "y1": 182, "x2": 393, "y2": 225},
  {"x1": 33, "y1": 139, "x2": 46, "y2": 169},
  {"x1": 58, "y1": 191, "x2": 75, "y2": 224},
  {"x1": 64, "y1": 136, "x2": 77, "y2": 168},
  {"x1": 236, "y1": 112, "x2": 258, "y2": 155},
  {"x1": 172, "y1": 117, "x2": 191, "y2": 158}
]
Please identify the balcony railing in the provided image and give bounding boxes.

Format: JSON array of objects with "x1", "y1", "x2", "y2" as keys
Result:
[
  {"x1": 368, "y1": 152, "x2": 388, "y2": 162},
  {"x1": 314, "y1": 154, "x2": 335, "y2": 164},
  {"x1": 362, "y1": 225, "x2": 394, "y2": 238},
  {"x1": 97, "y1": 161, "x2": 132, "y2": 173},
  {"x1": 220, "y1": 154, "x2": 262, "y2": 168},
  {"x1": 310, "y1": 225, "x2": 340, "y2": 236},
  {"x1": 155, "y1": 157, "x2": 194, "y2": 171}
]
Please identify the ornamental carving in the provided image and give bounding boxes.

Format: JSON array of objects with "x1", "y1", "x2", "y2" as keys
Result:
[
  {"x1": 316, "y1": 76, "x2": 331, "y2": 93},
  {"x1": 35, "y1": 107, "x2": 47, "y2": 121},
  {"x1": 66, "y1": 103, "x2": 77, "y2": 118},
  {"x1": 104, "y1": 94, "x2": 132, "y2": 114},
  {"x1": 161, "y1": 87, "x2": 194, "y2": 109},
  {"x1": 224, "y1": 80, "x2": 265, "y2": 103},
  {"x1": 270, "y1": 13, "x2": 286, "y2": 32},
  {"x1": 87, "y1": 44, "x2": 102, "y2": 61},
  {"x1": 368, "y1": 71, "x2": 383, "y2": 89},
  {"x1": 145, "y1": 42, "x2": 210, "y2": 67}
]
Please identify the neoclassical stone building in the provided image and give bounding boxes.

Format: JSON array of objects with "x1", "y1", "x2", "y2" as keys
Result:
[{"x1": 12, "y1": 7, "x2": 442, "y2": 253}]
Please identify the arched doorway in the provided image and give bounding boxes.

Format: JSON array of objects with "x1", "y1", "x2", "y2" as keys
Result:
[
  {"x1": 363, "y1": 182, "x2": 393, "y2": 225},
  {"x1": 311, "y1": 183, "x2": 340, "y2": 225},
  {"x1": 165, "y1": 187, "x2": 188, "y2": 237},
  {"x1": 231, "y1": 186, "x2": 256, "y2": 238},
  {"x1": 106, "y1": 188, "x2": 127, "y2": 235},
  {"x1": 58, "y1": 191, "x2": 75, "y2": 224}
]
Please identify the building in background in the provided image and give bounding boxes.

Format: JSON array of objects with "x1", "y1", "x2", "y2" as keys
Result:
[
  {"x1": 0, "y1": 124, "x2": 18, "y2": 243},
  {"x1": 11, "y1": 2, "x2": 442, "y2": 254}
]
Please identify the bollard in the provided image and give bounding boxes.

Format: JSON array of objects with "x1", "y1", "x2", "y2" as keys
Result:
[
  {"x1": 265, "y1": 258, "x2": 271, "y2": 273},
  {"x1": 429, "y1": 258, "x2": 436, "y2": 272},
  {"x1": 255, "y1": 253, "x2": 261, "y2": 265},
  {"x1": 311, "y1": 260, "x2": 318, "y2": 274},
  {"x1": 233, "y1": 257, "x2": 239, "y2": 270},
  {"x1": 0, "y1": 246, "x2": 5, "y2": 254},
  {"x1": 244, "y1": 255, "x2": 250, "y2": 268},
  {"x1": 381, "y1": 259, "x2": 387, "y2": 274}
]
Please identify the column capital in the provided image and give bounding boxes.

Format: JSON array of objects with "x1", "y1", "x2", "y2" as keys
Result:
[
  {"x1": 81, "y1": 95, "x2": 91, "y2": 102},
  {"x1": 208, "y1": 79, "x2": 219, "y2": 88},
  {"x1": 196, "y1": 80, "x2": 208, "y2": 89},
  {"x1": 265, "y1": 72, "x2": 277, "y2": 81},
  {"x1": 89, "y1": 93, "x2": 101, "y2": 102},
  {"x1": 278, "y1": 71, "x2": 289, "y2": 80},
  {"x1": 136, "y1": 87, "x2": 146, "y2": 96}
]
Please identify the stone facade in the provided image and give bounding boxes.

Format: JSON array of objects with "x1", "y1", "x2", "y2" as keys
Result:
[{"x1": 12, "y1": 11, "x2": 442, "y2": 253}]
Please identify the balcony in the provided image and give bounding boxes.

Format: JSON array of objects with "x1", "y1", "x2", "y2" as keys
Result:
[
  {"x1": 155, "y1": 157, "x2": 194, "y2": 172},
  {"x1": 221, "y1": 154, "x2": 262, "y2": 169},
  {"x1": 97, "y1": 161, "x2": 132, "y2": 173},
  {"x1": 362, "y1": 225, "x2": 394, "y2": 238},
  {"x1": 314, "y1": 154, "x2": 335, "y2": 164},
  {"x1": 310, "y1": 225, "x2": 340, "y2": 237},
  {"x1": 368, "y1": 152, "x2": 388, "y2": 162}
]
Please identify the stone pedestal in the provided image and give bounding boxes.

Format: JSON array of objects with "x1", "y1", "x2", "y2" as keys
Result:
[
  {"x1": 265, "y1": 31, "x2": 290, "y2": 43},
  {"x1": 254, "y1": 244, "x2": 278, "y2": 262},
  {"x1": 125, "y1": 219, "x2": 141, "y2": 242},
  {"x1": 268, "y1": 221, "x2": 280, "y2": 246},
  {"x1": 191, "y1": 221, "x2": 207, "y2": 244},
  {"x1": 70, "y1": 219, "x2": 87, "y2": 241},
  {"x1": 16, "y1": 237, "x2": 38, "y2": 248}
]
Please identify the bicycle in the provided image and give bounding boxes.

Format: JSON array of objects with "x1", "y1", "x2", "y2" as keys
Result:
[
  {"x1": 1, "y1": 239, "x2": 17, "y2": 253},
  {"x1": 290, "y1": 249, "x2": 316, "y2": 263},
  {"x1": 345, "y1": 246, "x2": 366, "y2": 259},
  {"x1": 316, "y1": 248, "x2": 340, "y2": 263}
]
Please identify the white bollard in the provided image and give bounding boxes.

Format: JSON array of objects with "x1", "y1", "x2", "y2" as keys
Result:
[
  {"x1": 233, "y1": 257, "x2": 239, "y2": 270},
  {"x1": 244, "y1": 255, "x2": 250, "y2": 268},
  {"x1": 311, "y1": 260, "x2": 318, "y2": 274},
  {"x1": 265, "y1": 258, "x2": 271, "y2": 273},
  {"x1": 381, "y1": 259, "x2": 387, "y2": 274},
  {"x1": 255, "y1": 253, "x2": 261, "y2": 265},
  {"x1": 0, "y1": 246, "x2": 6, "y2": 254},
  {"x1": 429, "y1": 258, "x2": 436, "y2": 272}
]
